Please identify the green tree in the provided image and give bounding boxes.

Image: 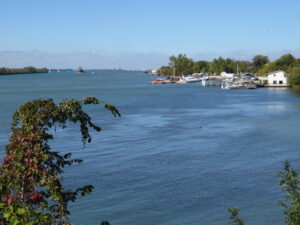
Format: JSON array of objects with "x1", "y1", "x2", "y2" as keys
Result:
[
  {"x1": 224, "y1": 58, "x2": 236, "y2": 73},
  {"x1": 157, "y1": 66, "x2": 173, "y2": 76},
  {"x1": 239, "y1": 61, "x2": 252, "y2": 73},
  {"x1": 288, "y1": 66, "x2": 300, "y2": 86},
  {"x1": 278, "y1": 161, "x2": 300, "y2": 225},
  {"x1": 0, "y1": 67, "x2": 49, "y2": 75},
  {"x1": 229, "y1": 161, "x2": 300, "y2": 225},
  {"x1": 292, "y1": 59, "x2": 300, "y2": 67},
  {"x1": 0, "y1": 97, "x2": 120, "y2": 224},
  {"x1": 257, "y1": 62, "x2": 280, "y2": 76},
  {"x1": 193, "y1": 60, "x2": 208, "y2": 73},
  {"x1": 228, "y1": 207, "x2": 245, "y2": 225},
  {"x1": 169, "y1": 54, "x2": 194, "y2": 75},
  {"x1": 276, "y1": 54, "x2": 296, "y2": 71},
  {"x1": 252, "y1": 55, "x2": 269, "y2": 72},
  {"x1": 211, "y1": 57, "x2": 226, "y2": 74}
]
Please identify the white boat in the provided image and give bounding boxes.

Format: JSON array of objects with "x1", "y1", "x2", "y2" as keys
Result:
[
  {"x1": 176, "y1": 77, "x2": 188, "y2": 84},
  {"x1": 182, "y1": 75, "x2": 202, "y2": 83},
  {"x1": 228, "y1": 84, "x2": 247, "y2": 89},
  {"x1": 221, "y1": 82, "x2": 256, "y2": 89},
  {"x1": 202, "y1": 78, "x2": 213, "y2": 87}
]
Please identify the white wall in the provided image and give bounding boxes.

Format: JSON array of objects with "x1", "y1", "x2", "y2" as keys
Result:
[{"x1": 267, "y1": 71, "x2": 287, "y2": 85}]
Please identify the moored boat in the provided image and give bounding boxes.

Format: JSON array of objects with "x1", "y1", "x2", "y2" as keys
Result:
[
  {"x1": 221, "y1": 82, "x2": 257, "y2": 89},
  {"x1": 149, "y1": 78, "x2": 171, "y2": 84},
  {"x1": 76, "y1": 67, "x2": 84, "y2": 73},
  {"x1": 182, "y1": 75, "x2": 202, "y2": 83}
]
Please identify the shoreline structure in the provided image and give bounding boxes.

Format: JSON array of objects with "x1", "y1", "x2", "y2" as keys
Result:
[
  {"x1": 148, "y1": 73, "x2": 290, "y2": 89},
  {"x1": 0, "y1": 66, "x2": 49, "y2": 75}
]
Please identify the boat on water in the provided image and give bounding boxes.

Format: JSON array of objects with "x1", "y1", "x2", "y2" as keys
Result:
[
  {"x1": 224, "y1": 83, "x2": 247, "y2": 89},
  {"x1": 176, "y1": 77, "x2": 187, "y2": 84},
  {"x1": 202, "y1": 78, "x2": 214, "y2": 87},
  {"x1": 149, "y1": 74, "x2": 209, "y2": 85},
  {"x1": 221, "y1": 82, "x2": 257, "y2": 89},
  {"x1": 182, "y1": 75, "x2": 202, "y2": 83},
  {"x1": 149, "y1": 78, "x2": 171, "y2": 84},
  {"x1": 76, "y1": 67, "x2": 85, "y2": 73}
]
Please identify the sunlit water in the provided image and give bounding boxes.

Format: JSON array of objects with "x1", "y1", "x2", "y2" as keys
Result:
[{"x1": 0, "y1": 70, "x2": 300, "y2": 225}]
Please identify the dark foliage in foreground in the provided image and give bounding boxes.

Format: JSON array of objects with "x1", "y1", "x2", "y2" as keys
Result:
[{"x1": 0, "y1": 97, "x2": 120, "y2": 224}]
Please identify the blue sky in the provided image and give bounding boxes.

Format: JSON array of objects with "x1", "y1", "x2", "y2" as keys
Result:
[{"x1": 1, "y1": 0, "x2": 300, "y2": 69}]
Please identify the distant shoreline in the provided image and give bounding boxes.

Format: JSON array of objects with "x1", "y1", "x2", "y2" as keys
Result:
[{"x1": 0, "y1": 66, "x2": 49, "y2": 76}]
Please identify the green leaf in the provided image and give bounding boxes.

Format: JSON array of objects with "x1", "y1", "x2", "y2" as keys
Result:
[
  {"x1": 13, "y1": 219, "x2": 19, "y2": 225},
  {"x1": 0, "y1": 97, "x2": 119, "y2": 224},
  {"x1": 17, "y1": 208, "x2": 25, "y2": 215},
  {"x1": 3, "y1": 211, "x2": 10, "y2": 219}
]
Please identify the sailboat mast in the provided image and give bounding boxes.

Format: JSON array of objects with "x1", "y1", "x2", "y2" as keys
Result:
[
  {"x1": 173, "y1": 65, "x2": 176, "y2": 76},
  {"x1": 236, "y1": 61, "x2": 240, "y2": 75}
]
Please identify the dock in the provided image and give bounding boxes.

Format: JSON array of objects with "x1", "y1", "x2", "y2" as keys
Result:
[{"x1": 263, "y1": 84, "x2": 291, "y2": 88}]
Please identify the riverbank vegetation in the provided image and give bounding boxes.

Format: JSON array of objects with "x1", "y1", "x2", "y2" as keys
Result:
[
  {"x1": 229, "y1": 161, "x2": 300, "y2": 225},
  {"x1": 157, "y1": 54, "x2": 300, "y2": 86},
  {"x1": 0, "y1": 66, "x2": 48, "y2": 75},
  {"x1": 0, "y1": 97, "x2": 120, "y2": 224}
]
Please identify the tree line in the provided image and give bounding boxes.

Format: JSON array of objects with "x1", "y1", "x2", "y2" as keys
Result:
[
  {"x1": 0, "y1": 66, "x2": 48, "y2": 75},
  {"x1": 157, "y1": 54, "x2": 300, "y2": 86}
]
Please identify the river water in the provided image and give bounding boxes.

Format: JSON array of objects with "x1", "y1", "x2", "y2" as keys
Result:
[{"x1": 0, "y1": 70, "x2": 300, "y2": 225}]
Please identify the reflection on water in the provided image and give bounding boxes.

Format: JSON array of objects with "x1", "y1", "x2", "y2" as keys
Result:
[
  {"x1": 265, "y1": 102, "x2": 288, "y2": 110},
  {"x1": 291, "y1": 85, "x2": 300, "y2": 97}
]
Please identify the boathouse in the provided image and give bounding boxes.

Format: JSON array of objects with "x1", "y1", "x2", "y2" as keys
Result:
[{"x1": 267, "y1": 70, "x2": 288, "y2": 86}]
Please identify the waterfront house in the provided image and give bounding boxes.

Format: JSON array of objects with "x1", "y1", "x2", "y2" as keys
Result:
[{"x1": 267, "y1": 70, "x2": 288, "y2": 86}]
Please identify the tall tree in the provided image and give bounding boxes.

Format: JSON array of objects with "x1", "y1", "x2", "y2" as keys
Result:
[
  {"x1": 0, "y1": 97, "x2": 120, "y2": 224},
  {"x1": 276, "y1": 54, "x2": 296, "y2": 70},
  {"x1": 157, "y1": 66, "x2": 173, "y2": 76},
  {"x1": 169, "y1": 54, "x2": 194, "y2": 75},
  {"x1": 252, "y1": 55, "x2": 269, "y2": 72},
  {"x1": 211, "y1": 57, "x2": 226, "y2": 74},
  {"x1": 278, "y1": 161, "x2": 300, "y2": 225},
  {"x1": 239, "y1": 61, "x2": 252, "y2": 73},
  {"x1": 257, "y1": 62, "x2": 280, "y2": 76},
  {"x1": 287, "y1": 66, "x2": 300, "y2": 86},
  {"x1": 193, "y1": 61, "x2": 208, "y2": 73}
]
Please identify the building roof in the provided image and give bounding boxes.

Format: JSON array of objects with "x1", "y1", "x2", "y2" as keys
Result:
[{"x1": 267, "y1": 70, "x2": 285, "y2": 75}]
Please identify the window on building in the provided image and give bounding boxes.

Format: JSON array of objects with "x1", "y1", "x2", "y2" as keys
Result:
[
  {"x1": 279, "y1": 80, "x2": 283, "y2": 84},
  {"x1": 273, "y1": 80, "x2": 277, "y2": 84}
]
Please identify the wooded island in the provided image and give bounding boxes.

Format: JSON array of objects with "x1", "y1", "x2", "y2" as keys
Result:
[{"x1": 0, "y1": 66, "x2": 48, "y2": 75}]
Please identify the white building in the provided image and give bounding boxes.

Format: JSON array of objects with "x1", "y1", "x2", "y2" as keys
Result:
[{"x1": 267, "y1": 70, "x2": 287, "y2": 86}]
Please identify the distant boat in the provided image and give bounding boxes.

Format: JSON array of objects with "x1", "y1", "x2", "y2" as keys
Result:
[
  {"x1": 76, "y1": 67, "x2": 84, "y2": 73},
  {"x1": 149, "y1": 78, "x2": 171, "y2": 84},
  {"x1": 182, "y1": 75, "x2": 202, "y2": 83}
]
